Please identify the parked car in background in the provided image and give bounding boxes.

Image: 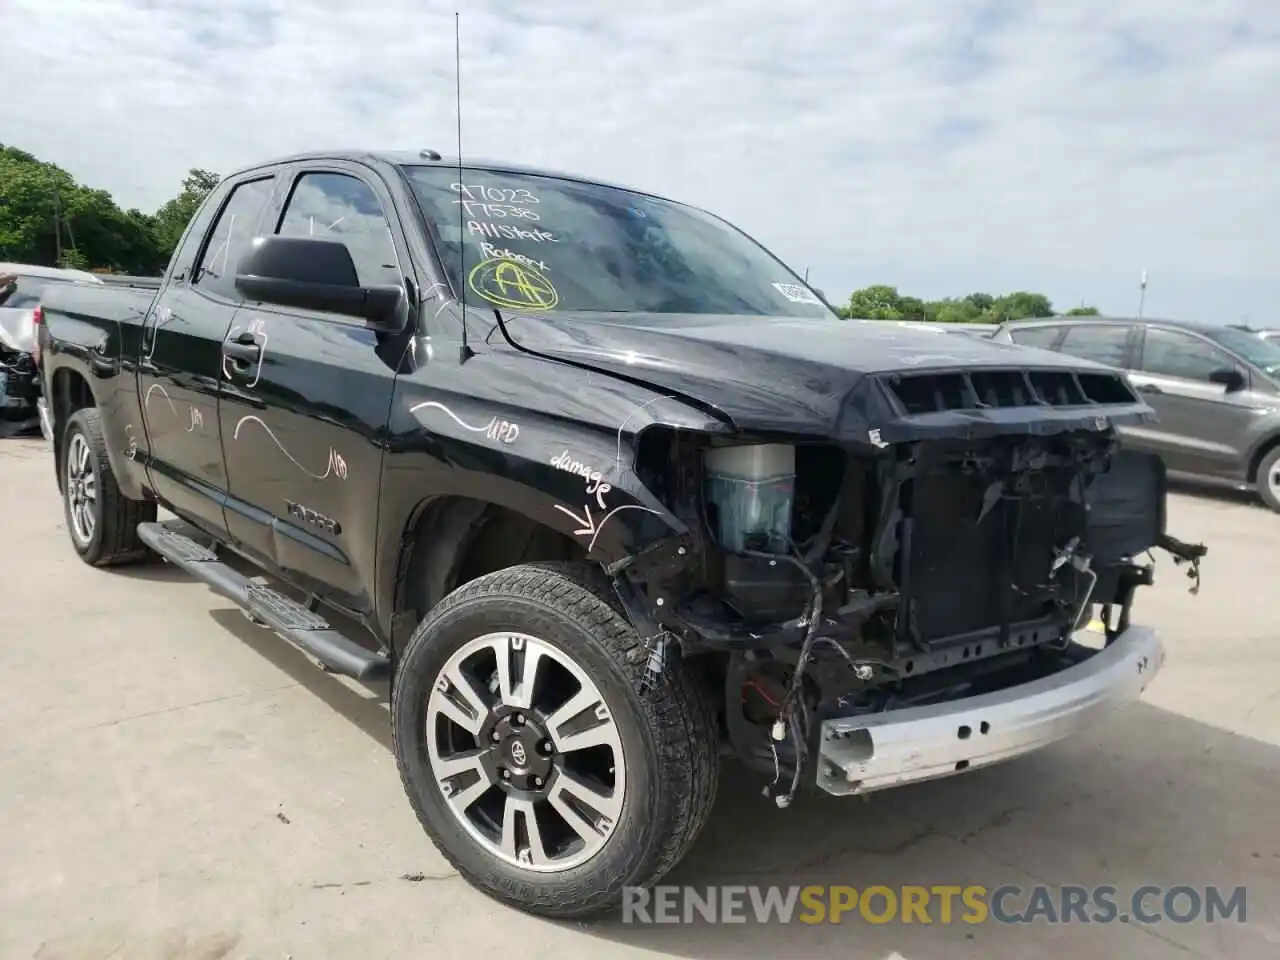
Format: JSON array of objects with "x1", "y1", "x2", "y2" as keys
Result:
[
  {"x1": 882, "y1": 320, "x2": 999, "y2": 338},
  {"x1": 993, "y1": 316, "x2": 1280, "y2": 512},
  {"x1": 1228, "y1": 324, "x2": 1280, "y2": 344},
  {"x1": 935, "y1": 321, "x2": 999, "y2": 338},
  {"x1": 0, "y1": 263, "x2": 103, "y2": 438}
]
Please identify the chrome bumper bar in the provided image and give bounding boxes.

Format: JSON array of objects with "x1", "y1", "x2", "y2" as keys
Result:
[{"x1": 816, "y1": 625, "x2": 1164, "y2": 796}]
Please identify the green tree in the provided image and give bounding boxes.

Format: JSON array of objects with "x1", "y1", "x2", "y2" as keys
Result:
[
  {"x1": 1065, "y1": 305, "x2": 1100, "y2": 316},
  {"x1": 896, "y1": 295, "x2": 928, "y2": 322},
  {"x1": 838, "y1": 285, "x2": 1085, "y2": 325},
  {"x1": 988, "y1": 291, "x2": 1055, "y2": 323},
  {"x1": 0, "y1": 147, "x2": 73, "y2": 265},
  {"x1": 152, "y1": 168, "x2": 221, "y2": 260},
  {"x1": 844, "y1": 284, "x2": 904, "y2": 319},
  {"x1": 61, "y1": 186, "x2": 163, "y2": 273},
  {"x1": 0, "y1": 144, "x2": 164, "y2": 273},
  {"x1": 57, "y1": 247, "x2": 89, "y2": 270},
  {"x1": 931, "y1": 297, "x2": 986, "y2": 324}
]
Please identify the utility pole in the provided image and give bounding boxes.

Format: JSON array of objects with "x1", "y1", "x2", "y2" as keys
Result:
[
  {"x1": 49, "y1": 177, "x2": 79, "y2": 267},
  {"x1": 1137, "y1": 270, "x2": 1148, "y2": 320},
  {"x1": 52, "y1": 180, "x2": 63, "y2": 265},
  {"x1": 63, "y1": 186, "x2": 78, "y2": 257}
]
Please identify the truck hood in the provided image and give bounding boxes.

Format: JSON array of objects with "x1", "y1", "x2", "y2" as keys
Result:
[{"x1": 495, "y1": 311, "x2": 1155, "y2": 447}]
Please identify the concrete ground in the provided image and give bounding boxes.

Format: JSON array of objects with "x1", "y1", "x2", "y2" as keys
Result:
[{"x1": 1, "y1": 435, "x2": 1277, "y2": 960}]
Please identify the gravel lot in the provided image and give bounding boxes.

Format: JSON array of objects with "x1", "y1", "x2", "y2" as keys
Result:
[{"x1": 1, "y1": 436, "x2": 1277, "y2": 960}]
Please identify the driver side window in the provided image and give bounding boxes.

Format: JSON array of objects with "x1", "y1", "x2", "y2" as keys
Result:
[
  {"x1": 276, "y1": 172, "x2": 401, "y2": 289},
  {"x1": 1140, "y1": 328, "x2": 1241, "y2": 383}
]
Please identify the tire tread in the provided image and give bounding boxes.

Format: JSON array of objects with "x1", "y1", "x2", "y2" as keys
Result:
[
  {"x1": 1258, "y1": 446, "x2": 1280, "y2": 513},
  {"x1": 391, "y1": 561, "x2": 719, "y2": 919},
  {"x1": 64, "y1": 408, "x2": 155, "y2": 566}
]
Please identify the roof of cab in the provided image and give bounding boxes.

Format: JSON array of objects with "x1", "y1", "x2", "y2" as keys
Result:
[{"x1": 222, "y1": 149, "x2": 671, "y2": 204}]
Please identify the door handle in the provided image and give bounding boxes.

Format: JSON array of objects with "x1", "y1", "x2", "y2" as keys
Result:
[
  {"x1": 1134, "y1": 382, "x2": 1162, "y2": 395},
  {"x1": 223, "y1": 338, "x2": 262, "y2": 362}
]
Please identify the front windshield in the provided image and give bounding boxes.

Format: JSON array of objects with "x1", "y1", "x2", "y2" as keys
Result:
[
  {"x1": 400, "y1": 165, "x2": 834, "y2": 319},
  {"x1": 1207, "y1": 326, "x2": 1280, "y2": 376}
]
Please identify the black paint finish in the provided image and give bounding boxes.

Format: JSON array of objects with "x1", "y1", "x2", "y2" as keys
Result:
[{"x1": 36, "y1": 148, "x2": 1160, "y2": 654}]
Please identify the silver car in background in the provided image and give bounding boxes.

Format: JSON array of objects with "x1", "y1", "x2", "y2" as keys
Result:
[
  {"x1": 0, "y1": 263, "x2": 103, "y2": 437},
  {"x1": 993, "y1": 315, "x2": 1280, "y2": 512}
]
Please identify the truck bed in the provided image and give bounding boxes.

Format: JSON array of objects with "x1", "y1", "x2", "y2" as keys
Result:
[
  {"x1": 42, "y1": 280, "x2": 157, "y2": 330},
  {"x1": 96, "y1": 275, "x2": 164, "y2": 289}
]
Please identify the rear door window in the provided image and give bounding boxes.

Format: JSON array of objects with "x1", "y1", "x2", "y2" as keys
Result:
[
  {"x1": 1139, "y1": 327, "x2": 1242, "y2": 382},
  {"x1": 1009, "y1": 326, "x2": 1062, "y2": 349},
  {"x1": 193, "y1": 177, "x2": 276, "y2": 300},
  {"x1": 1056, "y1": 324, "x2": 1134, "y2": 368}
]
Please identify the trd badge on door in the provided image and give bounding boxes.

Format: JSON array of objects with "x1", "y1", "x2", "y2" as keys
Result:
[{"x1": 286, "y1": 500, "x2": 341, "y2": 535}]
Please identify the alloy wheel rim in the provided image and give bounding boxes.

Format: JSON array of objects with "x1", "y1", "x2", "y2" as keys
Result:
[
  {"x1": 66, "y1": 433, "x2": 96, "y2": 544},
  {"x1": 424, "y1": 631, "x2": 626, "y2": 873},
  {"x1": 1269, "y1": 462, "x2": 1280, "y2": 501}
]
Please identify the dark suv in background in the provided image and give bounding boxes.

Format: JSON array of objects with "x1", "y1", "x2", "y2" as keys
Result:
[{"x1": 992, "y1": 316, "x2": 1280, "y2": 512}]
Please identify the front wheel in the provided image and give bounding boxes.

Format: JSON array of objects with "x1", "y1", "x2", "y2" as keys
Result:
[
  {"x1": 391, "y1": 562, "x2": 719, "y2": 919},
  {"x1": 1258, "y1": 447, "x2": 1280, "y2": 514},
  {"x1": 61, "y1": 408, "x2": 155, "y2": 566}
]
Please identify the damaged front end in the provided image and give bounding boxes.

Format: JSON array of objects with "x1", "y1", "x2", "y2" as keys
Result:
[{"x1": 610, "y1": 365, "x2": 1207, "y2": 807}]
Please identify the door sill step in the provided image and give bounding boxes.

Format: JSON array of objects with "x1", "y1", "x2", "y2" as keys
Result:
[{"x1": 137, "y1": 520, "x2": 390, "y2": 681}]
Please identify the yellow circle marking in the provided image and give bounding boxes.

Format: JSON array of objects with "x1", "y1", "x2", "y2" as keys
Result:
[{"x1": 468, "y1": 257, "x2": 559, "y2": 311}]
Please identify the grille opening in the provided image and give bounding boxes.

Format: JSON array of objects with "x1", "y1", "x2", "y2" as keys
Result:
[
  {"x1": 1027, "y1": 371, "x2": 1086, "y2": 406},
  {"x1": 1078, "y1": 372, "x2": 1137, "y2": 404},
  {"x1": 888, "y1": 368, "x2": 1134, "y2": 413},
  {"x1": 891, "y1": 373, "x2": 971, "y2": 415},
  {"x1": 969, "y1": 370, "x2": 1030, "y2": 409}
]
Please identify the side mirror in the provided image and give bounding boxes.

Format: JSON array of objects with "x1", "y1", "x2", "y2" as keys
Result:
[
  {"x1": 234, "y1": 236, "x2": 406, "y2": 331},
  {"x1": 1208, "y1": 367, "x2": 1245, "y2": 392}
]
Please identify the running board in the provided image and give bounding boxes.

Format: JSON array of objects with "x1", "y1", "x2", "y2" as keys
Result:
[{"x1": 136, "y1": 520, "x2": 390, "y2": 681}]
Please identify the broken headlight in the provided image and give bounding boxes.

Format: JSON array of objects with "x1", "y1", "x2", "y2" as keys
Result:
[{"x1": 702, "y1": 441, "x2": 796, "y2": 555}]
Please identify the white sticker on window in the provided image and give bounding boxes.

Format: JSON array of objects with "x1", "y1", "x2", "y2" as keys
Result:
[{"x1": 772, "y1": 282, "x2": 823, "y2": 305}]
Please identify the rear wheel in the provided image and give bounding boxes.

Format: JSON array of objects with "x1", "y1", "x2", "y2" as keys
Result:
[
  {"x1": 61, "y1": 408, "x2": 155, "y2": 566},
  {"x1": 391, "y1": 562, "x2": 718, "y2": 919},
  {"x1": 1258, "y1": 446, "x2": 1280, "y2": 514}
]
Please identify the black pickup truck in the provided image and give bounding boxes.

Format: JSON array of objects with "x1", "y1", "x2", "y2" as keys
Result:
[{"x1": 36, "y1": 150, "x2": 1205, "y2": 918}]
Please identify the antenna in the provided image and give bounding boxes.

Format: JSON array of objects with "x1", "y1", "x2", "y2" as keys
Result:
[{"x1": 454, "y1": 11, "x2": 473, "y2": 363}]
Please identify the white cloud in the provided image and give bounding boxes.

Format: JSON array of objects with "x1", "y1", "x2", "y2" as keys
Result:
[{"x1": 6, "y1": 0, "x2": 1278, "y2": 320}]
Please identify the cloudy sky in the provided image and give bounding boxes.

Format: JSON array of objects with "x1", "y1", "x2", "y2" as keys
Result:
[{"x1": 6, "y1": 0, "x2": 1277, "y2": 321}]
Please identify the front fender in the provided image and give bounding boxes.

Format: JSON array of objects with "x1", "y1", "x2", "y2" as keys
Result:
[
  {"x1": 373, "y1": 349, "x2": 726, "y2": 641},
  {"x1": 382, "y1": 391, "x2": 699, "y2": 562}
]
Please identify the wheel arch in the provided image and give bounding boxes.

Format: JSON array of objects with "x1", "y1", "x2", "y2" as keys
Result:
[
  {"x1": 1246, "y1": 432, "x2": 1280, "y2": 484},
  {"x1": 50, "y1": 366, "x2": 97, "y2": 492},
  {"x1": 387, "y1": 495, "x2": 590, "y2": 654}
]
